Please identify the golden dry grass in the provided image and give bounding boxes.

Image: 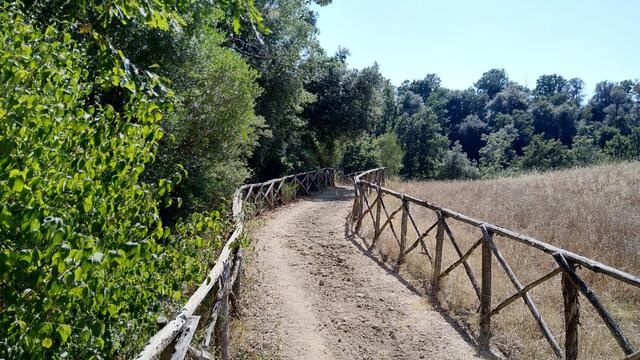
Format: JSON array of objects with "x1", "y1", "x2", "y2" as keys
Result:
[{"x1": 358, "y1": 162, "x2": 640, "y2": 359}]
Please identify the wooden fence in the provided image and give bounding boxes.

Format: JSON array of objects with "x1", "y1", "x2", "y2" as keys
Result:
[
  {"x1": 351, "y1": 167, "x2": 640, "y2": 360},
  {"x1": 135, "y1": 168, "x2": 335, "y2": 360}
]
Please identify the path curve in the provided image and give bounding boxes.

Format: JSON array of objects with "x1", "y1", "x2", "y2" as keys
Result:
[{"x1": 233, "y1": 186, "x2": 491, "y2": 359}]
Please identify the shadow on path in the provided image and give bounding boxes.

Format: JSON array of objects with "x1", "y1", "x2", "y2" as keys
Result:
[{"x1": 297, "y1": 186, "x2": 506, "y2": 360}]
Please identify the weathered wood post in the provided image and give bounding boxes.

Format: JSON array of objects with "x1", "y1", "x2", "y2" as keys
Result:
[
  {"x1": 431, "y1": 211, "x2": 445, "y2": 292},
  {"x1": 563, "y1": 260, "x2": 580, "y2": 360},
  {"x1": 396, "y1": 197, "x2": 409, "y2": 270},
  {"x1": 373, "y1": 189, "x2": 382, "y2": 240},
  {"x1": 354, "y1": 182, "x2": 365, "y2": 232},
  {"x1": 215, "y1": 263, "x2": 231, "y2": 360},
  {"x1": 554, "y1": 252, "x2": 634, "y2": 357},
  {"x1": 351, "y1": 177, "x2": 360, "y2": 226},
  {"x1": 231, "y1": 249, "x2": 244, "y2": 316},
  {"x1": 480, "y1": 225, "x2": 493, "y2": 347}
]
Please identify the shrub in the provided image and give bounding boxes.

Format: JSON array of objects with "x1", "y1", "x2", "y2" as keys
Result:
[
  {"x1": 438, "y1": 142, "x2": 480, "y2": 180},
  {"x1": 517, "y1": 134, "x2": 573, "y2": 171},
  {"x1": 374, "y1": 132, "x2": 404, "y2": 175},
  {"x1": 0, "y1": 6, "x2": 224, "y2": 358},
  {"x1": 340, "y1": 136, "x2": 380, "y2": 174},
  {"x1": 479, "y1": 125, "x2": 518, "y2": 175}
]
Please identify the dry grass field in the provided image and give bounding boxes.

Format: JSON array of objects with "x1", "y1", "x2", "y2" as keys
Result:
[{"x1": 358, "y1": 162, "x2": 640, "y2": 359}]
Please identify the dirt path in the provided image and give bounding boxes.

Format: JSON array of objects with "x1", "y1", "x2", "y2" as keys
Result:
[{"x1": 233, "y1": 186, "x2": 492, "y2": 359}]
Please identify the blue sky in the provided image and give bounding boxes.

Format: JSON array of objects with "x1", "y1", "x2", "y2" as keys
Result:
[{"x1": 315, "y1": 0, "x2": 639, "y2": 97}]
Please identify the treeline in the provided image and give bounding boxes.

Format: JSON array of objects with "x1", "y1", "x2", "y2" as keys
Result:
[{"x1": 359, "y1": 69, "x2": 640, "y2": 180}]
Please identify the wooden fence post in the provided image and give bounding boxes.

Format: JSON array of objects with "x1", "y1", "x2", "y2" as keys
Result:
[
  {"x1": 396, "y1": 197, "x2": 409, "y2": 270},
  {"x1": 373, "y1": 189, "x2": 382, "y2": 241},
  {"x1": 480, "y1": 226, "x2": 493, "y2": 347},
  {"x1": 355, "y1": 182, "x2": 365, "y2": 232},
  {"x1": 431, "y1": 211, "x2": 445, "y2": 292},
  {"x1": 231, "y1": 249, "x2": 244, "y2": 316},
  {"x1": 215, "y1": 263, "x2": 231, "y2": 360},
  {"x1": 563, "y1": 260, "x2": 580, "y2": 360}
]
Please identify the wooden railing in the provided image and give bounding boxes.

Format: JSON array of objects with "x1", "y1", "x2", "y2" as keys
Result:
[
  {"x1": 351, "y1": 168, "x2": 640, "y2": 360},
  {"x1": 136, "y1": 168, "x2": 335, "y2": 360}
]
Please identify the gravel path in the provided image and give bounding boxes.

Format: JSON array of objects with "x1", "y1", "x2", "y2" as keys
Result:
[{"x1": 233, "y1": 186, "x2": 493, "y2": 359}]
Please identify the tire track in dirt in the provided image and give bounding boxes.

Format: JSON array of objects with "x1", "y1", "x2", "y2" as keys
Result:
[{"x1": 233, "y1": 186, "x2": 494, "y2": 359}]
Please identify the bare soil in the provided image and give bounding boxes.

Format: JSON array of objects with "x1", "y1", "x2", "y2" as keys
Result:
[{"x1": 232, "y1": 186, "x2": 496, "y2": 359}]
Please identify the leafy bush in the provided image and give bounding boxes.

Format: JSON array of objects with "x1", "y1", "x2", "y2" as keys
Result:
[
  {"x1": 340, "y1": 136, "x2": 380, "y2": 174},
  {"x1": 0, "y1": 6, "x2": 225, "y2": 358},
  {"x1": 374, "y1": 133, "x2": 404, "y2": 175},
  {"x1": 479, "y1": 125, "x2": 518, "y2": 175},
  {"x1": 438, "y1": 142, "x2": 480, "y2": 180},
  {"x1": 147, "y1": 22, "x2": 264, "y2": 219},
  {"x1": 571, "y1": 135, "x2": 606, "y2": 166},
  {"x1": 604, "y1": 129, "x2": 640, "y2": 160},
  {"x1": 517, "y1": 134, "x2": 574, "y2": 171}
]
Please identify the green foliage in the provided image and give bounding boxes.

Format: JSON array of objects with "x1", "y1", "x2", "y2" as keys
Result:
[
  {"x1": 479, "y1": 125, "x2": 518, "y2": 175},
  {"x1": 0, "y1": 5, "x2": 227, "y2": 358},
  {"x1": 375, "y1": 133, "x2": 404, "y2": 176},
  {"x1": 474, "y1": 68, "x2": 509, "y2": 98},
  {"x1": 571, "y1": 135, "x2": 606, "y2": 166},
  {"x1": 396, "y1": 109, "x2": 448, "y2": 179},
  {"x1": 604, "y1": 129, "x2": 640, "y2": 160},
  {"x1": 398, "y1": 74, "x2": 441, "y2": 101},
  {"x1": 437, "y1": 142, "x2": 480, "y2": 180},
  {"x1": 455, "y1": 114, "x2": 488, "y2": 160},
  {"x1": 305, "y1": 58, "x2": 385, "y2": 145},
  {"x1": 396, "y1": 91, "x2": 425, "y2": 116},
  {"x1": 486, "y1": 83, "x2": 529, "y2": 115},
  {"x1": 517, "y1": 134, "x2": 573, "y2": 171},
  {"x1": 279, "y1": 182, "x2": 299, "y2": 203},
  {"x1": 340, "y1": 136, "x2": 380, "y2": 174},
  {"x1": 148, "y1": 22, "x2": 264, "y2": 218}
]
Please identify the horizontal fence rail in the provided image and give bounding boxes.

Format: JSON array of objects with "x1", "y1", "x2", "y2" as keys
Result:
[
  {"x1": 136, "y1": 168, "x2": 335, "y2": 360},
  {"x1": 350, "y1": 168, "x2": 640, "y2": 360}
]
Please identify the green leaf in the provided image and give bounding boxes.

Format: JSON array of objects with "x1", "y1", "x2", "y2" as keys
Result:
[
  {"x1": 82, "y1": 197, "x2": 92, "y2": 213},
  {"x1": 13, "y1": 177, "x2": 24, "y2": 192},
  {"x1": 42, "y1": 337, "x2": 53, "y2": 348},
  {"x1": 57, "y1": 324, "x2": 72, "y2": 343}
]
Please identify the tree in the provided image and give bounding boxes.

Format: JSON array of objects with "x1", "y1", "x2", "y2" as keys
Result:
[
  {"x1": 493, "y1": 110, "x2": 534, "y2": 154},
  {"x1": 474, "y1": 68, "x2": 509, "y2": 98},
  {"x1": 437, "y1": 142, "x2": 480, "y2": 180},
  {"x1": 530, "y1": 100, "x2": 578, "y2": 146},
  {"x1": 571, "y1": 135, "x2": 605, "y2": 166},
  {"x1": 396, "y1": 90, "x2": 425, "y2": 116},
  {"x1": 445, "y1": 88, "x2": 488, "y2": 130},
  {"x1": 398, "y1": 74, "x2": 441, "y2": 101},
  {"x1": 148, "y1": 24, "x2": 265, "y2": 218},
  {"x1": 395, "y1": 109, "x2": 448, "y2": 179},
  {"x1": 375, "y1": 133, "x2": 404, "y2": 176},
  {"x1": 604, "y1": 129, "x2": 640, "y2": 160},
  {"x1": 241, "y1": 0, "x2": 330, "y2": 179},
  {"x1": 486, "y1": 83, "x2": 529, "y2": 116},
  {"x1": 534, "y1": 74, "x2": 569, "y2": 103},
  {"x1": 375, "y1": 80, "x2": 398, "y2": 135},
  {"x1": 455, "y1": 114, "x2": 489, "y2": 161},
  {"x1": 567, "y1": 78, "x2": 585, "y2": 104},
  {"x1": 304, "y1": 58, "x2": 385, "y2": 161},
  {"x1": 589, "y1": 81, "x2": 616, "y2": 122},
  {"x1": 479, "y1": 125, "x2": 519, "y2": 175},
  {"x1": 340, "y1": 136, "x2": 380, "y2": 174},
  {"x1": 517, "y1": 134, "x2": 573, "y2": 170}
]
